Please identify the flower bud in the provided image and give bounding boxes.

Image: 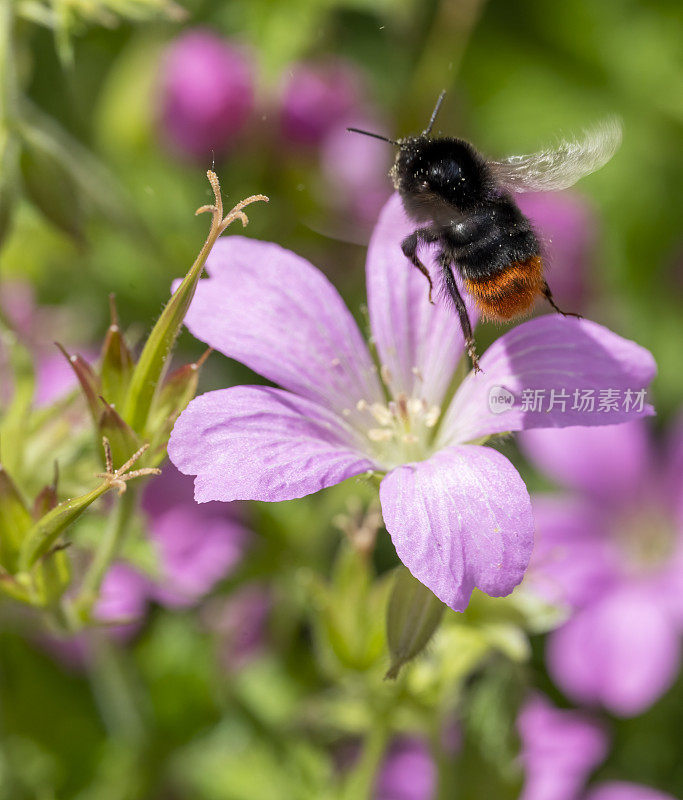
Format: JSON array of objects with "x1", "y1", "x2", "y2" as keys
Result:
[
  {"x1": 158, "y1": 30, "x2": 254, "y2": 161},
  {"x1": 33, "y1": 465, "x2": 59, "y2": 519},
  {"x1": 97, "y1": 398, "x2": 142, "y2": 470},
  {"x1": 146, "y1": 349, "x2": 210, "y2": 449},
  {"x1": 385, "y1": 567, "x2": 445, "y2": 679},
  {"x1": 100, "y1": 297, "x2": 134, "y2": 409}
]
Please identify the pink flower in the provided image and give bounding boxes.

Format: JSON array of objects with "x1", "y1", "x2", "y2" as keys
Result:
[
  {"x1": 375, "y1": 737, "x2": 436, "y2": 800},
  {"x1": 521, "y1": 420, "x2": 683, "y2": 715},
  {"x1": 518, "y1": 694, "x2": 607, "y2": 800},
  {"x1": 583, "y1": 783, "x2": 677, "y2": 800},
  {"x1": 158, "y1": 29, "x2": 253, "y2": 161},
  {"x1": 518, "y1": 695, "x2": 677, "y2": 800},
  {"x1": 143, "y1": 465, "x2": 251, "y2": 608},
  {"x1": 278, "y1": 59, "x2": 363, "y2": 146},
  {"x1": 168, "y1": 194, "x2": 655, "y2": 612},
  {"x1": 0, "y1": 279, "x2": 84, "y2": 407},
  {"x1": 320, "y1": 115, "x2": 392, "y2": 225}
]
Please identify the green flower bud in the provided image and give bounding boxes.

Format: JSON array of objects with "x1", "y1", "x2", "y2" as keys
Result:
[
  {"x1": 32, "y1": 464, "x2": 59, "y2": 519},
  {"x1": 97, "y1": 398, "x2": 142, "y2": 470},
  {"x1": 314, "y1": 542, "x2": 388, "y2": 672},
  {"x1": 385, "y1": 567, "x2": 445, "y2": 680},
  {"x1": 99, "y1": 296, "x2": 134, "y2": 409},
  {"x1": 145, "y1": 349, "x2": 210, "y2": 451}
]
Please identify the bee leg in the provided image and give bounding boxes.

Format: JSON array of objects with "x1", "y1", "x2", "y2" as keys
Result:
[
  {"x1": 543, "y1": 281, "x2": 582, "y2": 319},
  {"x1": 440, "y1": 254, "x2": 482, "y2": 374},
  {"x1": 401, "y1": 230, "x2": 437, "y2": 304}
]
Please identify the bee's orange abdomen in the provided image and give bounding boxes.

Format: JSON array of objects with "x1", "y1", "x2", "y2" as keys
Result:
[{"x1": 463, "y1": 255, "x2": 545, "y2": 322}]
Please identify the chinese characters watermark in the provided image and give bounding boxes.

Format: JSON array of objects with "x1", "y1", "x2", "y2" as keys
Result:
[{"x1": 488, "y1": 386, "x2": 647, "y2": 415}]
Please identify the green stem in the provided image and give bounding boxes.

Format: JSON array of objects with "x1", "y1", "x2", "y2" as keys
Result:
[
  {"x1": 342, "y1": 720, "x2": 390, "y2": 800},
  {"x1": 122, "y1": 219, "x2": 222, "y2": 434},
  {"x1": 0, "y1": 0, "x2": 18, "y2": 127},
  {"x1": 74, "y1": 487, "x2": 138, "y2": 618}
]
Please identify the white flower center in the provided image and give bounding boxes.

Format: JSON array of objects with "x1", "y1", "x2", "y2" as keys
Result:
[
  {"x1": 615, "y1": 507, "x2": 676, "y2": 573},
  {"x1": 351, "y1": 390, "x2": 441, "y2": 469}
]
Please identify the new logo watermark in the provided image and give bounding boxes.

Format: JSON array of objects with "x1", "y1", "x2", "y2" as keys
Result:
[{"x1": 488, "y1": 386, "x2": 515, "y2": 414}]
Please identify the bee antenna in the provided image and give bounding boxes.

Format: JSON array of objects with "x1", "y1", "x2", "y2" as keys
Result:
[
  {"x1": 423, "y1": 90, "x2": 446, "y2": 136},
  {"x1": 346, "y1": 127, "x2": 397, "y2": 146}
]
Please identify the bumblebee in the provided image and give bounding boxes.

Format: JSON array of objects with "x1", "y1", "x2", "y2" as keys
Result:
[{"x1": 348, "y1": 93, "x2": 621, "y2": 372}]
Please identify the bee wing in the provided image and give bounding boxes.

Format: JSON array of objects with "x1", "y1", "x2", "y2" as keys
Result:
[{"x1": 488, "y1": 117, "x2": 622, "y2": 193}]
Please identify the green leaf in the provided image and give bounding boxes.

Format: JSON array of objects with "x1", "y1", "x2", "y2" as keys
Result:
[
  {"x1": 19, "y1": 482, "x2": 109, "y2": 570},
  {"x1": 0, "y1": 462, "x2": 33, "y2": 571}
]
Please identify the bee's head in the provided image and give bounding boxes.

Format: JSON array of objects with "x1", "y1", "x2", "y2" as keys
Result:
[{"x1": 390, "y1": 137, "x2": 490, "y2": 216}]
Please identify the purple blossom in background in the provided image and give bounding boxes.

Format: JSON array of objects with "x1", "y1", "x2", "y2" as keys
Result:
[
  {"x1": 518, "y1": 694, "x2": 607, "y2": 800},
  {"x1": 320, "y1": 115, "x2": 392, "y2": 225},
  {"x1": 202, "y1": 584, "x2": 270, "y2": 670},
  {"x1": 143, "y1": 465, "x2": 251, "y2": 608},
  {"x1": 375, "y1": 737, "x2": 436, "y2": 800},
  {"x1": 583, "y1": 783, "x2": 678, "y2": 800},
  {"x1": 517, "y1": 191, "x2": 595, "y2": 310},
  {"x1": 279, "y1": 59, "x2": 363, "y2": 146},
  {"x1": 0, "y1": 280, "x2": 89, "y2": 406},
  {"x1": 159, "y1": 29, "x2": 253, "y2": 161},
  {"x1": 168, "y1": 193, "x2": 655, "y2": 612},
  {"x1": 521, "y1": 420, "x2": 683, "y2": 715},
  {"x1": 518, "y1": 694, "x2": 677, "y2": 800},
  {"x1": 95, "y1": 562, "x2": 151, "y2": 633}
]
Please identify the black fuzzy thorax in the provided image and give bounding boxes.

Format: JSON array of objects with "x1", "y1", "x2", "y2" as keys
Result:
[{"x1": 391, "y1": 134, "x2": 540, "y2": 280}]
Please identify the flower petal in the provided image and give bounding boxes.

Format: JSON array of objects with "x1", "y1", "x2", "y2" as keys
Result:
[
  {"x1": 438, "y1": 316, "x2": 656, "y2": 446},
  {"x1": 519, "y1": 421, "x2": 653, "y2": 503},
  {"x1": 168, "y1": 385, "x2": 375, "y2": 502},
  {"x1": 518, "y1": 694, "x2": 608, "y2": 800},
  {"x1": 379, "y1": 445, "x2": 534, "y2": 611},
  {"x1": 584, "y1": 782, "x2": 677, "y2": 800},
  {"x1": 528, "y1": 496, "x2": 618, "y2": 609},
  {"x1": 366, "y1": 193, "x2": 479, "y2": 406},
  {"x1": 181, "y1": 237, "x2": 383, "y2": 418},
  {"x1": 547, "y1": 586, "x2": 680, "y2": 716},
  {"x1": 150, "y1": 507, "x2": 249, "y2": 608}
]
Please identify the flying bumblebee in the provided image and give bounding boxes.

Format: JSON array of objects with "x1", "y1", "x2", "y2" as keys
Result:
[{"x1": 348, "y1": 93, "x2": 622, "y2": 372}]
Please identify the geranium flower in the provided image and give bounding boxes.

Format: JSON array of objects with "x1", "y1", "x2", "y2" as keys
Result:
[
  {"x1": 375, "y1": 737, "x2": 436, "y2": 800},
  {"x1": 143, "y1": 465, "x2": 251, "y2": 608},
  {"x1": 518, "y1": 694, "x2": 677, "y2": 800},
  {"x1": 278, "y1": 59, "x2": 363, "y2": 146},
  {"x1": 158, "y1": 29, "x2": 254, "y2": 161},
  {"x1": 168, "y1": 194, "x2": 655, "y2": 611},
  {"x1": 521, "y1": 419, "x2": 683, "y2": 715}
]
